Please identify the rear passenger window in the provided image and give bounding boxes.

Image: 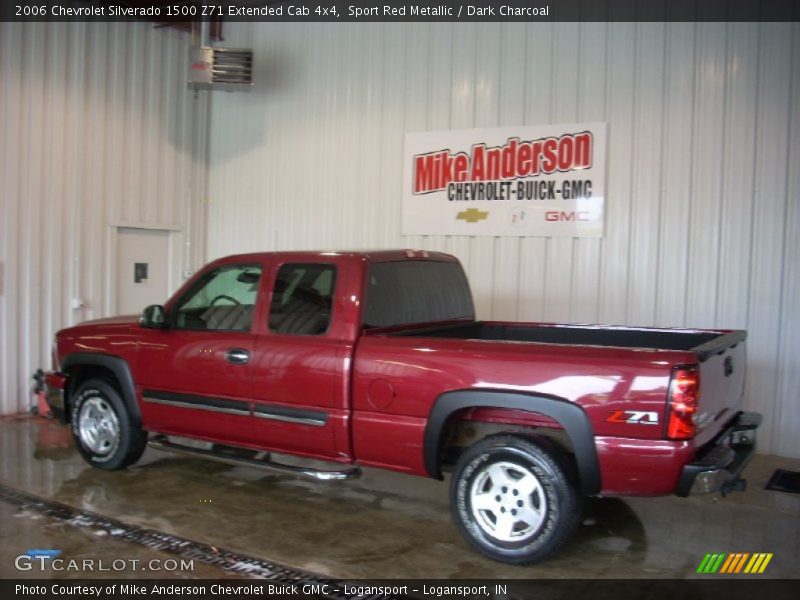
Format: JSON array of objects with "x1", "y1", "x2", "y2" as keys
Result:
[
  {"x1": 268, "y1": 264, "x2": 336, "y2": 335},
  {"x1": 364, "y1": 260, "x2": 474, "y2": 328}
]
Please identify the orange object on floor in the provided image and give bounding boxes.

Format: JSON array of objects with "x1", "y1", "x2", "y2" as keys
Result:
[{"x1": 36, "y1": 390, "x2": 51, "y2": 418}]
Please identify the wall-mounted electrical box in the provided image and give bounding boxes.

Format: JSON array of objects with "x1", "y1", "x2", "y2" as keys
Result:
[{"x1": 188, "y1": 47, "x2": 253, "y2": 92}]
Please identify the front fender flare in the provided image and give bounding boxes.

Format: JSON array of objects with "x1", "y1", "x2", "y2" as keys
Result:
[
  {"x1": 62, "y1": 353, "x2": 141, "y2": 428},
  {"x1": 424, "y1": 389, "x2": 601, "y2": 496}
]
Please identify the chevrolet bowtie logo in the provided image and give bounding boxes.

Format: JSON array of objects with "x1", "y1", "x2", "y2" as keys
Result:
[{"x1": 456, "y1": 208, "x2": 489, "y2": 223}]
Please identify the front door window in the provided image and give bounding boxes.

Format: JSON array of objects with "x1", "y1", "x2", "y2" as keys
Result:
[{"x1": 173, "y1": 265, "x2": 261, "y2": 332}]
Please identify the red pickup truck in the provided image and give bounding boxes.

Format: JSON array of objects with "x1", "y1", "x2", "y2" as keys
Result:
[{"x1": 45, "y1": 250, "x2": 760, "y2": 564}]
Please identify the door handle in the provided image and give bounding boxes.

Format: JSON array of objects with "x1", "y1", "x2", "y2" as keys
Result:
[{"x1": 225, "y1": 348, "x2": 250, "y2": 365}]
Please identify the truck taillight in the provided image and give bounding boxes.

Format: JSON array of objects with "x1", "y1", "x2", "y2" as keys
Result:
[{"x1": 667, "y1": 366, "x2": 699, "y2": 440}]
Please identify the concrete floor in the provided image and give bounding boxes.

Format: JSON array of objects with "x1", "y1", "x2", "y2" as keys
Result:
[{"x1": 1, "y1": 415, "x2": 798, "y2": 579}]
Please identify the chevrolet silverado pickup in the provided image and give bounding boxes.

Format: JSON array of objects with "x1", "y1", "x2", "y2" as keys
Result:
[{"x1": 45, "y1": 250, "x2": 761, "y2": 564}]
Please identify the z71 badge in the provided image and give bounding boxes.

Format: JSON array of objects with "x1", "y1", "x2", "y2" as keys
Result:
[{"x1": 606, "y1": 410, "x2": 659, "y2": 425}]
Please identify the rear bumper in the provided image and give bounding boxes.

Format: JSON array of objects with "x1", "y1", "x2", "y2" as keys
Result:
[
  {"x1": 676, "y1": 411, "x2": 762, "y2": 497},
  {"x1": 44, "y1": 372, "x2": 68, "y2": 422}
]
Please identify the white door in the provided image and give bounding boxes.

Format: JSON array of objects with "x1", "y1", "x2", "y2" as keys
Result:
[{"x1": 116, "y1": 227, "x2": 170, "y2": 315}]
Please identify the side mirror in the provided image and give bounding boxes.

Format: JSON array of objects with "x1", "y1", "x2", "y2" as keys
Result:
[{"x1": 139, "y1": 305, "x2": 167, "y2": 329}]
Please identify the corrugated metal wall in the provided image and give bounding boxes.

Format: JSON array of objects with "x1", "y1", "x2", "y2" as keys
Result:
[
  {"x1": 208, "y1": 22, "x2": 799, "y2": 458},
  {"x1": 0, "y1": 22, "x2": 209, "y2": 414},
  {"x1": 1, "y1": 21, "x2": 796, "y2": 460}
]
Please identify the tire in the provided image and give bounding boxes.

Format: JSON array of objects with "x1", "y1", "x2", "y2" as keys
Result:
[
  {"x1": 71, "y1": 379, "x2": 147, "y2": 470},
  {"x1": 450, "y1": 434, "x2": 582, "y2": 564}
]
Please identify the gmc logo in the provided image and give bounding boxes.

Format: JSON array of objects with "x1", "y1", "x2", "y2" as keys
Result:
[{"x1": 545, "y1": 211, "x2": 591, "y2": 222}]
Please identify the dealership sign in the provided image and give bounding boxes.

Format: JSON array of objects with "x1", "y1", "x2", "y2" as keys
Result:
[{"x1": 402, "y1": 123, "x2": 607, "y2": 237}]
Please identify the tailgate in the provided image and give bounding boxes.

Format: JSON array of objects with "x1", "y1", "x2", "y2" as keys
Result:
[{"x1": 694, "y1": 335, "x2": 747, "y2": 446}]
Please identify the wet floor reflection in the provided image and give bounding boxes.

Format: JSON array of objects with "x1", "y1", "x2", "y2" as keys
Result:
[{"x1": 1, "y1": 416, "x2": 798, "y2": 578}]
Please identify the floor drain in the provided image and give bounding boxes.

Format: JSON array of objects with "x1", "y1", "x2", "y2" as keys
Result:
[
  {"x1": 0, "y1": 481, "x2": 394, "y2": 599},
  {"x1": 765, "y1": 469, "x2": 800, "y2": 494}
]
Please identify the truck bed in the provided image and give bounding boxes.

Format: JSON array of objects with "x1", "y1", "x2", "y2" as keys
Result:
[{"x1": 391, "y1": 321, "x2": 743, "y2": 359}]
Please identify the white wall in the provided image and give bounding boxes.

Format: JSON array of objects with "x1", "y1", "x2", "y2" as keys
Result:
[
  {"x1": 0, "y1": 22, "x2": 209, "y2": 414},
  {"x1": 208, "y1": 22, "x2": 800, "y2": 459}
]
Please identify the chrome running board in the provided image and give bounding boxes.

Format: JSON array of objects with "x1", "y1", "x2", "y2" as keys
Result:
[{"x1": 148, "y1": 435, "x2": 360, "y2": 481}]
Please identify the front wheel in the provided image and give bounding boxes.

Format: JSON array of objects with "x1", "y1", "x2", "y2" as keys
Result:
[
  {"x1": 71, "y1": 379, "x2": 147, "y2": 470},
  {"x1": 450, "y1": 435, "x2": 581, "y2": 564}
]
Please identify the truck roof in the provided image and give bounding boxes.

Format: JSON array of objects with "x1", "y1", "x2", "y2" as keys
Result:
[{"x1": 207, "y1": 249, "x2": 459, "y2": 264}]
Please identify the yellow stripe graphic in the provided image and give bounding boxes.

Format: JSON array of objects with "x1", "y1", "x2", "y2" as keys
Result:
[
  {"x1": 758, "y1": 553, "x2": 773, "y2": 573},
  {"x1": 744, "y1": 554, "x2": 760, "y2": 573}
]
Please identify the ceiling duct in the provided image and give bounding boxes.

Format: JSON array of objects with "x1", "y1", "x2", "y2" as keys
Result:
[{"x1": 188, "y1": 46, "x2": 254, "y2": 92}]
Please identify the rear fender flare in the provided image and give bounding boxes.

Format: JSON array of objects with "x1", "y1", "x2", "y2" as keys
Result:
[
  {"x1": 424, "y1": 389, "x2": 601, "y2": 495},
  {"x1": 62, "y1": 353, "x2": 141, "y2": 428}
]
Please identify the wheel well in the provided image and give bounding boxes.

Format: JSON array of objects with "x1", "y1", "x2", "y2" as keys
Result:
[
  {"x1": 64, "y1": 365, "x2": 121, "y2": 420},
  {"x1": 426, "y1": 390, "x2": 601, "y2": 495},
  {"x1": 439, "y1": 408, "x2": 576, "y2": 471}
]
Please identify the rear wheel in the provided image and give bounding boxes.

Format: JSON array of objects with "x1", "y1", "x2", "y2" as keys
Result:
[
  {"x1": 450, "y1": 435, "x2": 581, "y2": 564},
  {"x1": 71, "y1": 379, "x2": 147, "y2": 470}
]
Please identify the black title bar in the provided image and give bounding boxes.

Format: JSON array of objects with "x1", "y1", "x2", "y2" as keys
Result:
[
  {"x1": 4, "y1": 579, "x2": 800, "y2": 600},
  {"x1": 2, "y1": 0, "x2": 799, "y2": 22}
]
